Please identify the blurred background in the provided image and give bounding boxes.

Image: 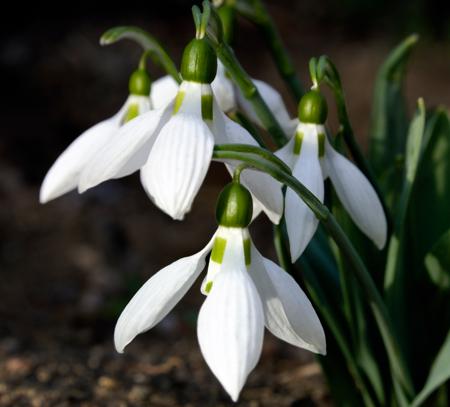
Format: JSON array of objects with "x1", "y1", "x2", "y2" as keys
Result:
[{"x1": 0, "y1": 1, "x2": 449, "y2": 405}]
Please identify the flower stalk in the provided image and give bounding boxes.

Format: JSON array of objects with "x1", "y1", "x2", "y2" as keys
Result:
[{"x1": 100, "y1": 26, "x2": 181, "y2": 84}]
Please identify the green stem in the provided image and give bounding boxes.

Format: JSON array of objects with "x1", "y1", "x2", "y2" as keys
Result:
[
  {"x1": 232, "y1": 164, "x2": 248, "y2": 182},
  {"x1": 214, "y1": 143, "x2": 291, "y2": 174},
  {"x1": 100, "y1": 26, "x2": 181, "y2": 84},
  {"x1": 213, "y1": 146, "x2": 415, "y2": 400},
  {"x1": 210, "y1": 40, "x2": 288, "y2": 147},
  {"x1": 236, "y1": 0, "x2": 304, "y2": 100}
]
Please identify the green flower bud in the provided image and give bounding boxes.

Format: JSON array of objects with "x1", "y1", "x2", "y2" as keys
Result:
[
  {"x1": 216, "y1": 182, "x2": 253, "y2": 228},
  {"x1": 180, "y1": 38, "x2": 217, "y2": 84},
  {"x1": 129, "y1": 69, "x2": 151, "y2": 96},
  {"x1": 298, "y1": 90, "x2": 328, "y2": 124}
]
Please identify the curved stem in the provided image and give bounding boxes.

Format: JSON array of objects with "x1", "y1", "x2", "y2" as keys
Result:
[
  {"x1": 214, "y1": 143, "x2": 291, "y2": 174},
  {"x1": 210, "y1": 41, "x2": 288, "y2": 147},
  {"x1": 100, "y1": 26, "x2": 181, "y2": 84},
  {"x1": 213, "y1": 146, "x2": 415, "y2": 399}
]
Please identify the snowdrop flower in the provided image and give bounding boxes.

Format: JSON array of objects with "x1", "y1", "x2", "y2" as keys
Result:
[
  {"x1": 150, "y1": 60, "x2": 298, "y2": 136},
  {"x1": 277, "y1": 90, "x2": 387, "y2": 261},
  {"x1": 114, "y1": 181, "x2": 325, "y2": 401},
  {"x1": 79, "y1": 36, "x2": 283, "y2": 223},
  {"x1": 39, "y1": 68, "x2": 152, "y2": 203}
]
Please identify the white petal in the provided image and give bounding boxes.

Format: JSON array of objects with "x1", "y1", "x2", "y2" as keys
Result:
[
  {"x1": 249, "y1": 245, "x2": 326, "y2": 354},
  {"x1": 274, "y1": 135, "x2": 297, "y2": 169},
  {"x1": 218, "y1": 114, "x2": 284, "y2": 224},
  {"x1": 150, "y1": 75, "x2": 179, "y2": 109},
  {"x1": 285, "y1": 125, "x2": 324, "y2": 261},
  {"x1": 135, "y1": 94, "x2": 152, "y2": 114},
  {"x1": 237, "y1": 79, "x2": 296, "y2": 135},
  {"x1": 211, "y1": 60, "x2": 235, "y2": 112},
  {"x1": 322, "y1": 139, "x2": 387, "y2": 249},
  {"x1": 140, "y1": 113, "x2": 214, "y2": 220},
  {"x1": 114, "y1": 236, "x2": 214, "y2": 353},
  {"x1": 197, "y1": 228, "x2": 264, "y2": 402},
  {"x1": 78, "y1": 104, "x2": 172, "y2": 193},
  {"x1": 40, "y1": 118, "x2": 118, "y2": 203}
]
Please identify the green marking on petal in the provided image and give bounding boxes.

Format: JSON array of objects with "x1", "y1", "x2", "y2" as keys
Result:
[
  {"x1": 201, "y1": 93, "x2": 213, "y2": 121},
  {"x1": 122, "y1": 103, "x2": 139, "y2": 124},
  {"x1": 211, "y1": 237, "x2": 227, "y2": 264},
  {"x1": 318, "y1": 132, "x2": 325, "y2": 157},
  {"x1": 244, "y1": 238, "x2": 251, "y2": 266},
  {"x1": 205, "y1": 281, "x2": 213, "y2": 294},
  {"x1": 173, "y1": 90, "x2": 186, "y2": 114},
  {"x1": 294, "y1": 131, "x2": 304, "y2": 155}
]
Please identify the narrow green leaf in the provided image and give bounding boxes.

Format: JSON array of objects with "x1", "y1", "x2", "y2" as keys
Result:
[
  {"x1": 100, "y1": 26, "x2": 181, "y2": 83},
  {"x1": 408, "y1": 109, "x2": 450, "y2": 270},
  {"x1": 369, "y1": 34, "x2": 419, "y2": 195},
  {"x1": 384, "y1": 99, "x2": 426, "y2": 343},
  {"x1": 331, "y1": 192, "x2": 386, "y2": 406},
  {"x1": 412, "y1": 330, "x2": 450, "y2": 406},
  {"x1": 425, "y1": 229, "x2": 450, "y2": 291}
]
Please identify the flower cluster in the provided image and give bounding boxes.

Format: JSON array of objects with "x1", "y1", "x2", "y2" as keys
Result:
[{"x1": 40, "y1": 10, "x2": 387, "y2": 402}]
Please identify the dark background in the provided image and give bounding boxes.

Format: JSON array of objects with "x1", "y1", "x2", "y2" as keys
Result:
[{"x1": 0, "y1": 1, "x2": 449, "y2": 405}]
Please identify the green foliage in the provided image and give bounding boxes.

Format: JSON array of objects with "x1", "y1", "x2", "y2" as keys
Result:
[
  {"x1": 103, "y1": 3, "x2": 449, "y2": 405},
  {"x1": 425, "y1": 229, "x2": 450, "y2": 291},
  {"x1": 369, "y1": 35, "x2": 418, "y2": 209}
]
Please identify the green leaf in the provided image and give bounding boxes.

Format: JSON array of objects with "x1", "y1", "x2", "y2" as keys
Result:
[
  {"x1": 408, "y1": 109, "x2": 450, "y2": 272},
  {"x1": 331, "y1": 191, "x2": 386, "y2": 406},
  {"x1": 100, "y1": 26, "x2": 181, "y2": 83},
  {"x1": 384, "y1": 99, "x2": 426, "y2": 349},
  {"x1": 425, "y1": 229, "x2": 450, "y2": 291},
  {"x1": 412, "y1": 329, "x2": 450, "y2": 406},
  {"x1": 369, "y1": 34, "x2": 418, "y2": 198}
]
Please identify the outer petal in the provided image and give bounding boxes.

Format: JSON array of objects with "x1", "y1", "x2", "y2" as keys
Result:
[
  {"x1": 286, "y1": 126, "x2": 324, "y2": 261},
  {"x1": 78, "y1": 104, "x2": 172, "y2": 193},
  {"x1": 322, "y1": 139, "x2": 387, "y2": 249},
  {"x1": 40, "y1": 118, "x2": 118, "y2": 203},
  {"x1": 150, "y1": 75, "x2": 179, "y2": 109},
  {"x1": 216, "y1": 113, "x2": 284, "y2": 224},
  {"x1": 237, "y1": 79, "x2": 297, "y2": 135},
  {"x1": 249, "y1": 245, "x2": 326, "y2": 354},
  {"x1": 197, "y1": 229, "x2": 264, "y2": 402},
  {"x1": 114, "y1": 236, "x2": 214, "y2": 353},
  {"x1": 140, "y1": 113, "x2": 214, "y2": 220},
  {"x1": 211, "y1": 60, "x2": 235, "y2": 112},
  {"x1": 274, "y1": 135, "x2": 297, "y2": 169}
]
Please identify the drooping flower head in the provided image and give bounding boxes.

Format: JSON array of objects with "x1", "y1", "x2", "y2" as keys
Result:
[
  {"x1": 39, "y1": 65, "x2": 152, "y2": 203},
  {"x1": 277, "y1": 89, "x2": 387, "y2": 261},
  {"x1": 114, "y1": 179, "x2": 325, "y2": 401},
  {"x1": 78, "y1": 34, "x2": 283, "y2": 223}
]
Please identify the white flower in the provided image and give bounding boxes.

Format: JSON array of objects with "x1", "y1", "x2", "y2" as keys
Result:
[
  {"x1": 79, "y1": 80, "x2": 284, "y2": 223},
  {"x1": 277, "y1": 122, "x2": 387, "y2": 261},
  {"x1": 150, "y1": 60, "x2": 298, "y2": 136},
  {"x1": 114, "y1": 225, "x2": 325, "y2": 402},
  {"x1": 40, "y1": 94, "x2": 151, "y2": 203}
]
